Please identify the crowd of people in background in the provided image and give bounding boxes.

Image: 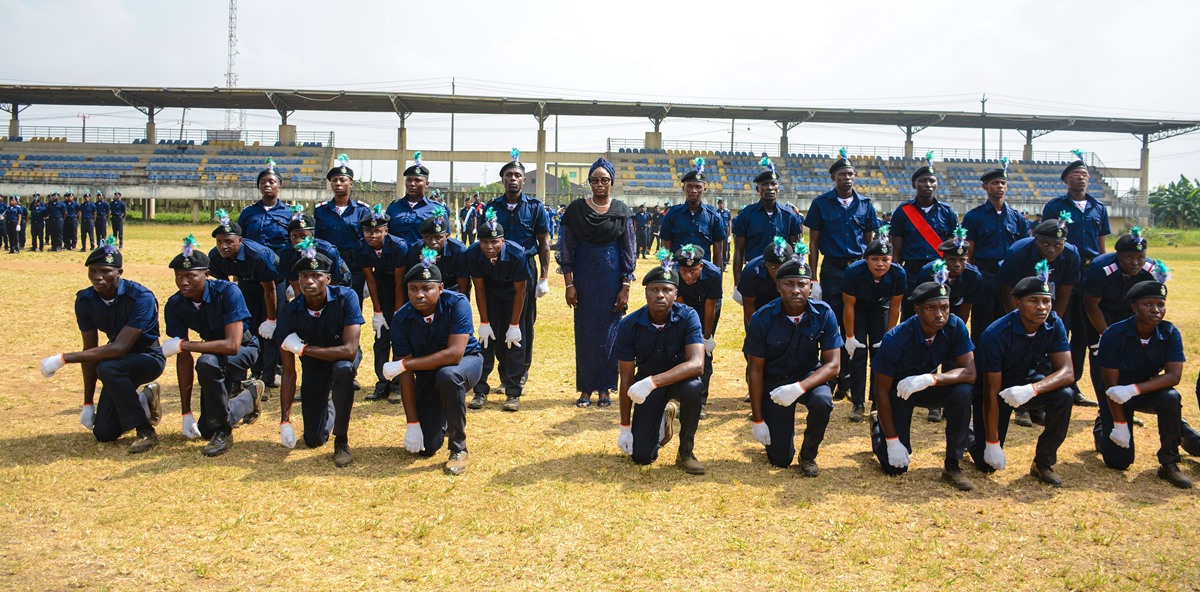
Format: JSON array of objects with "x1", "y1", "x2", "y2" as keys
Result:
[{"x1": 2, "y1": 191, "x2": 127, "y2": 253}]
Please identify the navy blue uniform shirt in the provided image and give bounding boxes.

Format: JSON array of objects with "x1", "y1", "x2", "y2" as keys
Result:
[
  {"x1": 80, "y1": 201, "x2": 96, "y2": 220},
  {"x1": 615, "y1": 302, "x2": 704, "y2": 377},
  {"x1": 802, "y1": 190, "x2": 881, "y2": 258},
  {"x1": 961, "y1": 201, "x2": 1027, "y2": 262},
  {"x1": 405, "y1": 238, "x2": 468, "y2": 293},
  {"x1": 46, "y1": 200, "x2": 64, "y2": 221},
  {"x1": 356, "y1": 234, "x2": 409, "y2": 287},
  {"x1": 872, "y1": 314, "x2": 973, "y2": 380},
  {"x1": 3, "y1": 205, "x2": 23, "y2": 223},
  {"x1": 1082, "y1": 253, "x2": 1156, "y2": 326},
  {"x1": 841, "y1": 260, "x2": 907, "y2": 306},
  {"x1": 386, "y1": 196, "x2": 449, "y2": 248},
  {"x1": 390, "y1": 290, "x2": 482, "y2": 359},
  {"x1": 743, "y1": 298, "x2": 842, "y2": 388},
  {"x1": 164, "y1": 279, "x2": 253, "y2": 341},
  {"x1": 1041, "y1": 194, "x2": 1111, "y2": 259},
  {"x1": 95, "y1": 200, "x2": 109, "y2": 217},
  {"x1": 998, "y1": 237, "x2": 1081, "y2": 290},
  {"x1": 890, "y1": 199, "x2": 958, "y2": 262},
  {"x1": 634, "y1": 212, "x2": 650, "y2": 229},
  {"x1": 276, "y1": 238, "x2": 350, "y2": 285},
  {"x1": 732, "y1": 201, "x2": 804, "y2": 263},
  {"x1": 238, "y1": 201, "x2": 294, "y2": 252},
  {"x1": 64, "y1": 201, "x2": 79, "y2": 219},
  {"x1": 208, "y1": 239, "x2": 278, "y2": 286},
  {"x1": 75, "y1": 278, "x2": 161, "y2": 354},
  {"x1": 658, "y1": 203, "x2": 728, "y2": 260},
  {"x1": 314, "y1": 199, "x2": 371, "y2": 265},
  {"x1": 736, "y1": 256, "x2": 780, "y2": 306},
  {"x1": 110, "y1": 200, "x2": 126, "y2": 219},
  {"x1": 1097, "y1": 317, "x2": 1185, "y2": 385},
  {"x1": 275, "y1": 285, "x2": 365, "y2": 348},
  {"x1": 463, "y1": 240, "x2": 531, "y2": 301},
  {"x1": 677, "y1": 259, "x2": 723, "y2": 329},
  {"x1": 486, "y1": 193, "x2": 549, "y2": 257},
  {"x1": 976, "y1": 310, "x2": 1069, "y2": 378},
  {"x1": 915, "y1": 261, "x2": 983, "y2": 311}
]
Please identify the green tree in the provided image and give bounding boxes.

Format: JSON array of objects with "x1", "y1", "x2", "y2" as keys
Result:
[{"x1": 1149, "y1": 175, "x2": 1200, "y2": 228}]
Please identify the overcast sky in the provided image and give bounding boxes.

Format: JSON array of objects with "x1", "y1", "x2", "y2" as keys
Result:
[{"x1": 3, "y1": 0, "x2": 1199, "y2": 191}]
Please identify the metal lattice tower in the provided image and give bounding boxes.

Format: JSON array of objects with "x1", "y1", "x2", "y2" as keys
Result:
[{"x1": 223, "y1": 0, "x2": 244, "y2": 131}]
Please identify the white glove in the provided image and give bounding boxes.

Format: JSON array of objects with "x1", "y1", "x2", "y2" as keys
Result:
[
  {"x1": 751, "y1": 420, "x2": 772, "y2": 445},
  {"x1": 885, "y1": 437, "x2": 910, "y2": 469},
  {"x1": 181, "y1": 412, "x2": 202, "y2": 440},
  {"x1": 896, "y1": 374, "x2": 937, "y2": 400},
  {"x1": 404, "y1": 423, "x2": 425, "y2": 453},
  {"x1": 999, "y1": 384, "x2": 1036, "y2": 408},
  {"x1": 1105, "y1": 384, "x2": 1140, "y2": 405},
  {"x1": 769, "y1": 383, "x2": 805, "y2": 407},
  {"x1": 984, "y1": 441, "x2": 1007, "y2": 470},
  {"x1": 844, "y1": 337, "x2": 865, "y2": 357},
  {"x1": 478, "y1": 324, "x2": 495, "y2": 348},
  {"x1": 535, "y1": 278, "x2": 550, "y2": 298},
  {"x1": 703, "y1": 337, "x2": 716, "y2": 355},
  {"x1": 505, "y1": 324, "x2": 522, "y2": 349},
  {"x1": 732, "y1": 288, "x2": 744, "y2": 305},
  {"x1": 258, "y1": 319, "x2": 277, "y2": 339},
  {"x1": 371, "y1": 313, "x2": 388, "y2": 334},
  {"x1": 15, "y1": 224, "x2": 20, "y2": 232},
  {"x1": 79, "y1": 404, "x2": 95, "y2": 430},
  {"x1": 285, "y1": 285, "x2": 295, "y2": 301},
  {"x1": 617, "y1": 424, "x2": 634, "y2": 454},
  {"x1": 162, "y1": 337, "x2": 183, "y2": 357},
  {"x1": 40, "y1": 353, "x2": 65, "y2": 378},
  {"x1": 1110, "y1": 422, "x2": 1131, "y2": 448},
  {"x1": 280, "y1": 333, "x2": 306, "y2": 356},
  {"x1": 810, "y1": 282, "x2": 823, "y2": 301},
  {"x1": 382, "y1": 359, "x2": 407, "y2": 380},
  {"x1": 627, "y1": 376, "x2": 657, "y2": 404},
  {"x1": 1088, "y1": 342, "x2": 1100, "y2": 356},
  {"x1": 280, "y1": 422, "x2": 296, "y2": 449}
]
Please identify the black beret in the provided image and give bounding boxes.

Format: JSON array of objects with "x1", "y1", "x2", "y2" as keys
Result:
[
  {"x1": 754, "y1": 170, "x2": 780, "y2": 184},
  {"x1": 361, "y1": 207, "x2": 390, "y2": 229},
  {"x1": 499, "y1": 160, "x2": 526, "y2": 175},
  {"x1": 642, "y1": 265, "x2": 679, "y2": 286},
  {"x1": 775, "y1": 259, "x2": 811, "y2": 280},
  {"x1": 938, "y1": 238, "x2": 970, "y2": 257},
  {"x1": 674, "y1": 245, "x2": 704, "y2": 267},
  {"x1": 257, "y1": 167, "x2": 282, "y2": 185},
  {"x1": 1126, "y1": 280, "x2": 1167, "y2": 301},
  {"x1": 477, "y1": 219, "x2": 504, "y2": 239},
  {"x1": 908, "y1": 281, "x2": 950, "y2": 304},
  {"x1": 326, "y1": 164, "x2": 354, "y2": 181},
  {"x1": 980, "y1": 169, "x2": 1007, "y2": 183},
  {"x1": 1114, "y1": 230, "x2": 1148, "y2": 253},
  {"x1": 169, "y1": 249, "x2": 210, "y2": 271},
  {"x1": 680, "y1": 170, "x2": 706, "y2": 183},
  {"x1": 1012, "y1": 276, "x2": 1053, "y2": 298},
  {"x1": 293, "y1": 252, "x2": 333, "y2": 274},
  {"x1": 211, "y1": 221, "x2": 242, "y2": 237},
  {"x1": 1033, "y1": 220, "x2": 1068, "y2": 241},
  {"x1": 829, "y1": 157, "x2": 853, "y2": 175},
  {"x1": 864, "y1": 237, "x2": 893, "y2": 257},
  {"x1": 911, "y1": 166, "x2": 936, "y2": 183},
  {"x1": 404, "y1": 261, "x2": 443, "y2": 283},
  {"x1": 84, "y1": 245, "x2": 121, "y2": 268},
  {"x1": 419, "y1": 215, "x2": 450, "y2": 235},
  {"x1": 403, "y1": 164, "x2": 430, "y2": 177},
  {"x1": 762, "y1": 240, "x2": 795, "y2": 265},
  {"x1": 288, "y1": 214, "x2": 315, "y2": 232},
  {"x1": 1061, "y1": 160, "x2": 1087, "y2": 180}
]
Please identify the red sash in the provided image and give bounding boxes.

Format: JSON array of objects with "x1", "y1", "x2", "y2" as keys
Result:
[{"x1": 900, "y1": 203, "x2": 943, "y2": 257}]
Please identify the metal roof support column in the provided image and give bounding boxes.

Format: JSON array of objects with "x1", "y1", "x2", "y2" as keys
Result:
[
  {"x1": 535, "y1": 102, "x2": 549, "y2": 199},
  {"x1": 1139, "y1": 134, "x2": 1150, "y2": 206},
  {"x1": 904, "y1": 126, "x2": 914, "y2": 159},
  {"x1": 390, "y1": 95, "x2": 411, "y2": 192},
  {"x1": 776, "y1": 120, "x2": 800, "y2": 157},
  {"x1": 3, "y1": 103, "x2": 21, "y2": 138},
  {"x1": 1023, "y1": 130, "x2": 1034, "y2": 162}
]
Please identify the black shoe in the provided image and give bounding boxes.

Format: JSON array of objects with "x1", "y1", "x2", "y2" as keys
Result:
[
  {"x1": 142, "y1": 382, "x2": 162, "y2": 427},
  {"x1": 365, "y1": 382, "x2": 390, "y2": 401},
  {"x1": 1029, "y1": 462, "x2": 1063, "y2": 487},
  {"x1": 1182, "y1": 421, "x2": 1200, "y2": 457},
  {"x1": 833, "y1": 389, "x2": 849, "y2": 402},
  {"x1": 333, "y1": 444, "x2": 353, "y2": 467},
  {"x1": 468, "y1": 393, "x2": 487, "y2": 410},
  {"x1": 799, "y1": 459, "x2": 819, "y2": 478},
  {"x1": 445, "y1": 450, "x2": 469, "y2": 475},
  {"x1": 849, "y1": 404, "x2": 865, "y2": 423},
  {"x1": 659, "y1": 400, "x2": 678, "y2": 447},
  {"x1": 1157, "y1": 463, "x2": 1193, "y2": 489},
  {"x1": 941, "y1": 468, "x2": 974, "y2": 491},
  {"x1": 502, "y1": 396, "x2": 520, "y2": 412},
  {"x1": 1030, "y1": 409, "x2": 1046, "y2": 426},
  {"x1": 675, "y1": 453, "x2": 706, "y2": 475},
  {"x1": 202, "y1": 431, "x2": 232, "y2": 457},
  {"x1": 1073, "y1": 390, "x2": 1099, "y2": 407},
  {"x1": 128, "y1": 430, "x2": 158, "y2": 454},
  {"x1": 352, "y1": 379, "x2": 362, "y2": 391},
  {"x1": 241, "y1": 379, "x2": 264, "y2": 425},
  {"x1": 927, "y1": 408, "x2": 944, "y2": 423},
  {"x1": 1014, "y1": 410, "x2": 1033, "y2": 427}
]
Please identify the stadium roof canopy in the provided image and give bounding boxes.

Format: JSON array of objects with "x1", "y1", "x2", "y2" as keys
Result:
[{"x1": 2, "y1": 85, "x2": 1198, "y2": 141}]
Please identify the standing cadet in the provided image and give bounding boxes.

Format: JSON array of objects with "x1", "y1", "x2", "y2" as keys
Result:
[
  {"x1": 615, "y1": 258, "x2": 707, "y2": 475},
  {"x1": 4, "y1": 196, "x2": 22, "y2": 253},
  {"x1": 207, "y1": 210, "x2": 281, "y2": 390},
  {"x1": 384, "y1": 250, "x2": 483, "y2": 475},
  {"x1": 805, "y1": 148, "x2": 881, "y2": 399},
  {"x1": 29, "y1": 196, "x2": 45, "y2": 251},
  {"x1": 276, "y1": 248, "x2": 365, "y2": 467},
  {"x1": 914, "y1": 232, "x2": 983, "y2": 422},
  {"x1": 1093, "y1": 266, "x2": 1193, "y2": 488},
  {"x1": 387, "y1": 152, "x2": 449, "y2": 248},
  {"x1": 968, "y1": 272, "x2": 1076, "y2": 487},
  {"x1": 732, "y1": 157, "x2": 803, "y2": 286},
  {"x1": 79, "y1": 193, "x2": 96, "y2": 252},
  {"x1": 238, "y1": 159, "x2": 294, "y2": 389},
  {"x1": 0, "y1": 196, "x2": 6, "y2": 251},
  {"x1": 716, "y1": 198, "x2": 733, "y2": 270},
  {"x1": 634, "y1": 205, "x2": 651, "y2": 258},
  {"x1": 162, "y1": 237, "x2": 264, "y2": 457},
  {"x1": 39, "y1": 239, "x2": 164, "y2": 453},
  {"x1": 735, "y1": 238, "x2": 794, "y2": 328},
  {"x1": 649, "y1": 205, "x2": 663, "y2": 252},
  {"x1": 357, "y1": 205, "x2": 409, "y2": 403},
  {"x1": 889, "y1": 153, "x2": 958, "y2": 315},
  {"x1": 46, "y1": 193, "x2": 64, "y2": 251},
  {"x1": 840, "y1": 228, "x2": 906, "y2": 422},
  {"x1": 870, "y1": 278, "x2": 977, "y2": 490},
  {"x1": 674, "y1": 245, "x2": 722, "y2": 418},
  {"x1": 464, "y1": 214, "x2": 530, "y2": 412},
  {"x1": 405, "y1": 213, "x2": 470, "y2": 296},
  {"x1": 745, "y1": 256, "x2": 840, "y2": 476},
  {"x1": 109, "y1": 193, "x2": 127, "y2": 248},
  {"x1": 95, "y1": 191, "x2": 110, "y2": 242},
  {"x1": 962, "y1": 159, "x2": 1027, "y2": 340},
  {"x1": 659, "y1": 158, "x2": 727, "y2": 267},
  {"x1": 315, "y1": 154, "x2": 371, "y2": 298},
  {"x1": 63, "y1": 192, "x2": 79, "y2": 250},
  {"x1": 1042, "y1": 150, "x2": 1108, "y2": 408},
  {"x1": 458, "y1": 194, "x2": 480, "y2": 245},
  {"x1": 486, "y1": 149, "x2": 552, "y2": 389}
]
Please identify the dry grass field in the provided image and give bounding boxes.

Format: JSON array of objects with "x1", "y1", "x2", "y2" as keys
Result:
[{"x1": 1, "y1": 223, "x2": 1198, "y2": 591}]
